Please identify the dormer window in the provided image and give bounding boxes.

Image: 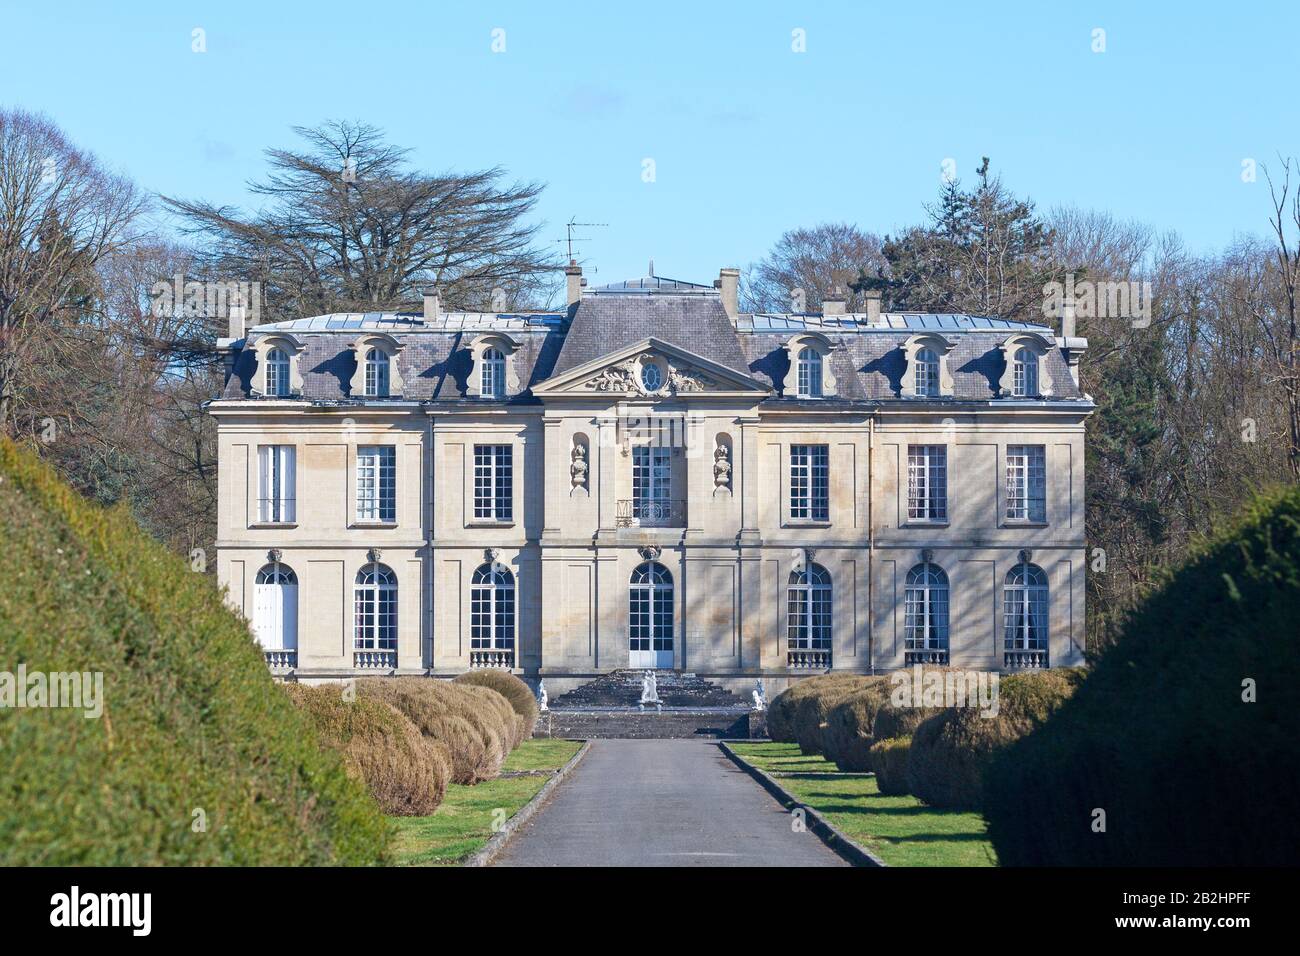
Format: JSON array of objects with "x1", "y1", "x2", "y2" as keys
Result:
[
  {"x1": 365, "y1": 348, "x2": 391, "y2": 397},
  {"x1": 348, "y1": 333, "x2": 404, "y2": 399},
  {"x1": 266, "y1": 348, "x2": 290, "y2": 397},
  {"x1": 998, "y1": 335, "x2": 1052, "y2": 399},
  {"x1": 797, "y1": 347, "x2": 823, "y2": 398},
  {"x1": 901, "y1": 333, "x2": 955, "y2": 398},
  {"x1": 481, "y1": 347, "x2": 506, "y2": 398},
  {"x1": 915, "y1": 347, "x2": 939, "y2": 397},
  {"x1": 1012, "y1": 347, "x2": 1038, "y2": 397}
]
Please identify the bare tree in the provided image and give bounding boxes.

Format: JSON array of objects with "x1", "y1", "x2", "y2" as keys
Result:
[
  {"x1": 0, "y1": 108, "x2": 146, "y2": 434},
  {"x1": 161, "y1": 121, "x2": 559, "y2": 319},
  {"x1": 742, "y1": 222, "x2": 884, "y2": 313}
]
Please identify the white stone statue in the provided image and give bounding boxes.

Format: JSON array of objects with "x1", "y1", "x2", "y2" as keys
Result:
[
  {"x1": 537, "y1": 679, "x2": 548, "y2": 713},
  {"x1": 752, "y1": 679, "x2": 767, "y2": 712},
  {"x1": 639, "y1": 669, "x2": 661, "y2": 711}
]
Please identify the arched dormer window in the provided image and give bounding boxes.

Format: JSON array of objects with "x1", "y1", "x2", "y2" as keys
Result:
[
  {"x1": 1012, "y1": 347, "x2": 1038, "y2": 397},
  {"x1": 468, "y1": 334, "x2": 520, "y2": 399},
  {"x1": 365, "y1": 348, "x2": 391, "y2": 397},
  {"x1": 266, "y1": 348, "x2": 290, "y2": 397},
  {"x1": 901, "y1": 333, "x2": 955, "y2": 398},
  {"x1": 481, "y1": 347, "x2": 506, "y2": 398},
  {"x1": 998, "y1": 334, "x2": 1053, "y2": 398},
  {"x1": 782, "y1": 333, "x2": 837, "y2": 398},
  {"x1": 915, "y1": 347, "x2": 940, "y2": 397},
  {"x1": 348, "y1": 333, "x2": 404, "y2": 398},
  {"x1": 797, "y1": 347, "x2": 823, "y2": 398},
  {"x1": 251, "y1": 333, "x2": 305, "y2": 398}
]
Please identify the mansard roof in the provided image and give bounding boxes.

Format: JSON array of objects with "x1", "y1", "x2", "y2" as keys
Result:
[{"x1": 217, "y1": 276, "x2": 1088, "y2": 406}]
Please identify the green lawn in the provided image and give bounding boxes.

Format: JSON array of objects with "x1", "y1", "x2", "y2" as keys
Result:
[
  {"x1": 391, "y1": 739, "x2": 583, "y2": 866},
  {"x1": 728, "y1": 742, "x2": 997, "y2": 867}
]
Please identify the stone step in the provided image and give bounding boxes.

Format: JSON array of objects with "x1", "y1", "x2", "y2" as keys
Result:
[
  {"x1": 549, "y1": 669, "x2": 750, "y2": 709},
  {"x1": 534, "y1": 709, "x2": 756, "y2": 740}
]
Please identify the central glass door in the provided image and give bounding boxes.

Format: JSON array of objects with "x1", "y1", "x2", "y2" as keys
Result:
[{"x1": 629, "y1": 561, "x2": 674, "y2": 668}]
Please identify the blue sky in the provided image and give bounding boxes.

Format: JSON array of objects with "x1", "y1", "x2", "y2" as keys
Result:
[{"x1": 3, "y1": 0, "x2": 1297, "y2": 285}]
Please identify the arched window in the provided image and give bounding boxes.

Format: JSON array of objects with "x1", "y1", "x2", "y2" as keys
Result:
[
  {"x1": 365, "y1": 348, "x2": 391, "y2": 397},
  {"x1": 915, "y1": 347, "x2": 940, "y2": 397},
  {"x1": 629, "y1": 562, "x2": 674, "y2": 668},
  {"x1": 1003, "y1": 562, "x2": 1048, "y2": 659},
  {"x1": 254, "y1": 563, "x2": 298, "y2": 655},
  {"x1": 904, "y1": 563, "x2": 949, "y2": 660},
  {"x1": 787, "y1": 564, "x2": 832, "y2": 661},
  {"x1": 354, "y1": 563, "x2": 397, "y2": 651},
  {"x1": 471, "y1": 564, "x2": 515, "y2": 654},
  {"x1": 266, "y1": 347, "x2": 290, "y2": 397},
  {"x1": 481, "y1": 347, "x2": 506, "y2": 398},
  {"x1": 797, "y1": 347, "x2": 823, "y2": 398},
  {"x1": 1012, "y1": 347, "x2": 1038, "y2": 397}
]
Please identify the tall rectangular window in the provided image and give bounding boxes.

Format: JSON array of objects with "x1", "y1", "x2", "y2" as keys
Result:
[
  {"x1": 790, "y1": 444, "x2": 829, "y2": 521},
  {"x1": 907, "y1": 445, "x2": 948, "y2": 521},
  {"x1": 356, "y1": 445, "x2": 396, "y2": 523},
  {"x1": 474, "y1": 445, "x2": 513, "y2": 521},
  {"x1": 1006, "y1": 445, "x2": 1046, "y2": 522},
  {"x1": 632, "y1": 446, "x2": 671, "y2": 519},
  {"x1": 257, "y1": 445, "x2": 296, "y2": 523}
]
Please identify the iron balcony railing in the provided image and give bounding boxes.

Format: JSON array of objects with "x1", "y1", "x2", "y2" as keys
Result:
[{"x1": 616, "y1": 498, "x2": 686, "y2": 528}]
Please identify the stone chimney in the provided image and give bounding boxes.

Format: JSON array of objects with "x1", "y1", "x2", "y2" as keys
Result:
[
  {"x1": 423, "y1": 287, "x2": 441, "y2": 322},
  {"x1": 822, "y1": 285, "x2": 847, "y2": 316},
  {"x1": 716, "y1": 267, "x2": 740, "y2": 318},
  {"x1": 228, "y1": 303, "x2": 246, "y2": 340},
  {"x1": 565, "y1": 260, "x2": 585, "y2": 306},
  {"x1": 863, "y1": 289, "x2": 882, "y2": 324}
]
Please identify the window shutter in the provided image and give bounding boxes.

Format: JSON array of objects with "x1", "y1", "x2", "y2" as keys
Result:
[
  {"x1": 282, "y1": 446, "x2": 296, "y2": 522},
  {"x1": 258, "y1": 446, "x2": 270, "y2": 522}
]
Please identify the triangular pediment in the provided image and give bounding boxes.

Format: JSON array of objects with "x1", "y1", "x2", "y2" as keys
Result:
[{"x1": 533, "y1": 337, "x2": 769, "y2": 398}]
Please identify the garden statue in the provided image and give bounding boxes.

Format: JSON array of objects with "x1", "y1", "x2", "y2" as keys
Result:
[
  {"x1": 639, "y1": 670, "x2": 661, "y2": 711},
  {"x1": 752, "y1": 679, "x2": 766, "y2": 712}
]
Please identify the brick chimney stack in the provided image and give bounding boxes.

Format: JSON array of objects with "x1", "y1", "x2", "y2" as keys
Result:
[
  {"x1": 822, "y1": 285, "x2": 847, "y2": 316},
  {"x1": 863, "y1": 289, "x2": 882, "y2": 324},
  {"x1": 423, "y1": 287, "x2": 441, "y2": 322}
]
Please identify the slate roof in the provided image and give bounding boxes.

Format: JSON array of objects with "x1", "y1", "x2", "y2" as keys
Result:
[
  {"x1": 551, "y1": 293, "x2": 752, "y2": 378},
  {"x1": 219, "y1": 278, "x2": 1087, "y2": 405}
]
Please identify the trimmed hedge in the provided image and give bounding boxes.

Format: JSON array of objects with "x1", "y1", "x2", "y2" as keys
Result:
[
  {"x1": 283, "y1": 685, "x2": 445, "y2": 816},
  {"x1": 985, "y1": 487, "x2": 1300, "y2": 866},
  {"x1": 824, "y1": 681, "x2": 893, "y2": 771},
  {"x1": 869, "y1": 736, "x2": 913, "y2": 795},
  {"x1": 767, "y1": 673, "x2": 869, "y2": 744},
  {"x1": 460, "y1": 683, "x2": 523, "y2": 751},
  {"x1": 454, "y1": 670, "x2": 539, "y2": 742},
  {"x1": 0, "y1": 439, "x2": 389, "y2": 865},
  {"x1": 906, "y1": 668, "x2": 1085, "y2": 810},
  {"x1": 361, "y1": 678, "x2": 504, "y2": 784}
]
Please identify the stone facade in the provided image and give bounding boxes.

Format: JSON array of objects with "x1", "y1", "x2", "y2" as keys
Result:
[{"x1": 211, "y1": 266, "x2": 1093, "y2": 695}]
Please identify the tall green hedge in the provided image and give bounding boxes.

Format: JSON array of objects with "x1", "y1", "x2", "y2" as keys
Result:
[
  {"x1": 0, "y1": 439, "x2": 390, "y2": 864},
  {"x1": 985, "y1": 487, "x2": 1300, "y2": 865}
]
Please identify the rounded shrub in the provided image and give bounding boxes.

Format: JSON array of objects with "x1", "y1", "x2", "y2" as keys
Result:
[
  {"x1": 985, "y1": 487, "x2": 1300, "y2": 866},
  {"x1": 0, "y1": 439, "x2": 389, "y2": 865},
  {"x1": 906, "y1": 668, "x2": 1085, "y2": 810},
  {"x1": 283, "y1": 685, "x2": 444, "y2": 816},
  {"x1": 460, "y1": 683, "x2": 522, "y2": 751},
  {"x1": 454, "y1": 669, "x2": 539, "y2": 741},
  {"x1": 767, "y1": 673, "x2": 868, "y2": 744},
  {"x1": 824, "y1": 681, "x2": 892, "y2": 771},
  {"x1": 367, "y1": 678, "x2": 504, "y2": 783},
  {"x1": 793, "y1": 676, "x2": 877, "y2": 755},
  {"x1": 869, "y1": 736, "x2": 913, "y2": 796},
  {"x1": 352, "y1": 678, "x2": 463, "y2": 801}
]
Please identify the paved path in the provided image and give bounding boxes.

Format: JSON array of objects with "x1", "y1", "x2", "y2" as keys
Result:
[{"x1": 493, "y1": 739, "x2": 847, "y2": 867}]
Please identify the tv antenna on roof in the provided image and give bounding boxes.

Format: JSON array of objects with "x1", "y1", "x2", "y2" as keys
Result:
[{"x1": 557, "y1": 217, "x2": 608, "y2": 260}]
